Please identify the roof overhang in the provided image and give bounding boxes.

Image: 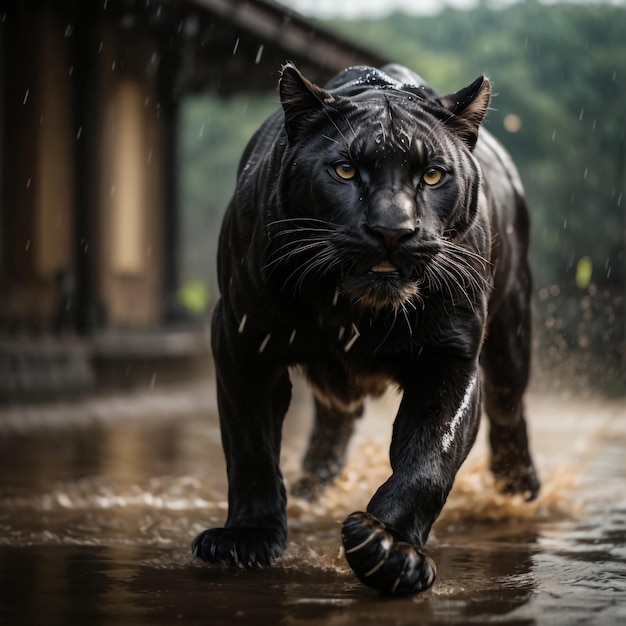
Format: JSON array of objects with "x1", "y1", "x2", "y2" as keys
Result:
[{"x1": 48, "y1": 0, "x2": 388, "y2": 95}]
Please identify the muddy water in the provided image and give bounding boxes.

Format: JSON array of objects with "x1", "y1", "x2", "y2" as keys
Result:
[{"x1": 0, "y1": 378, "x2": 624, "y2": 625}]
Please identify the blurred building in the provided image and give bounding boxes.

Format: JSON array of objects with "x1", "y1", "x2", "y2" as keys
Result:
[{"x1": 0, "y1": 0, "x2": 386, "y2": 401}]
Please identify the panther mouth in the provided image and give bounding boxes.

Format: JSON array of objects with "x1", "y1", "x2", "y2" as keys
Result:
[
  {"x1": 370, "y1": 260, "x2": 399, "y2": 273},
  {"x1": 341, "y1": 269, "x2": 419, "y2": 311}
]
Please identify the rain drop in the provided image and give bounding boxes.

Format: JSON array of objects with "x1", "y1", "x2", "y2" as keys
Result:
[
  {"x1": 255, "y1": 44, "x2": 264, "y2": 65},
  {"x1": 258, "y1": 334, "x2": 271, "y2": 353}
]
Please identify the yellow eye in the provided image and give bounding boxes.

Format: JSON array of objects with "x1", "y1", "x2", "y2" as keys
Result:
[
  {"x1": 335, "y1": 163, "x2": 357, "y2": 180},
  {"x1": 422, "y1": 168, "x2": 443, "y2": 186}
]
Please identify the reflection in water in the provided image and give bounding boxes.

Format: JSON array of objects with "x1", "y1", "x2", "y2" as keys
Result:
[{"x1": 0, "y1": 383, "x2": 625, "y2": 624}]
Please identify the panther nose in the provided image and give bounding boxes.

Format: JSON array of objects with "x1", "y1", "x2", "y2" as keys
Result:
[
  {"x1": 372, "y1": 226, "x2": 415, "y2": 250},
  {"x1": 366, "y1": 188, "x2": 418, "y2": 250}
]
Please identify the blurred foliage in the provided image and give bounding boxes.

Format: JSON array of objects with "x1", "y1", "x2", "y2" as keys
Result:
[
  {"x1": 179, "y1": 94, "x2": 277, "y2": 300},
  {"x1": 178, "y1": 0, "x2": 625, "y2": 392},
  {"x1": 177, "y1": 279, "x2": 210, "y2": 313}
]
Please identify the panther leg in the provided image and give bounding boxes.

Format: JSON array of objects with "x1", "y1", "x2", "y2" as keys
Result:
[
  {"x1": 342, "y1": 365, "x2": 481, "y2": 595},
  {"x1": 481, "y1": 271, "x2": 540, "y2": 501},
  {"x1": 192, "y1": 304, "x2": 291, "y2": 568},
  {"x1": 291, "y1": 395, "x2": 363, "y2": 501}
]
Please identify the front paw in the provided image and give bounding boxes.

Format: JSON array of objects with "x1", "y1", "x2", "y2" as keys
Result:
[
  {"x1": 342, "y1": 511, "x2": 436, "y2": 596},
  {"x1": 192, "y1": 527, "x2": 286, "y2": 568}
]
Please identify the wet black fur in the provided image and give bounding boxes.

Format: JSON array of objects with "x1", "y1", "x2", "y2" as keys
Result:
[{"x1": 192, "y1": 63, "x2": 540, "y2": 595}]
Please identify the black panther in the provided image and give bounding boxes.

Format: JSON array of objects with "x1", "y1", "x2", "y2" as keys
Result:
[{"x1": 192, "y1": 62, "x2": 540, "y2": 596}]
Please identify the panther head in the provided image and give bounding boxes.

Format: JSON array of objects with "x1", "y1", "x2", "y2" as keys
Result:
[{"x1": 266, "y1": 64, "x2": 491, "y2": 313}]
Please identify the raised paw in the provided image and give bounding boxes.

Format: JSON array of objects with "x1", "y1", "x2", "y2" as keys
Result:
[
  {"x1": 191, "y1": 526, "x2": 285, "y2": 568},
  {"x1": 341, "y1": 511, "x2": 436, "y2": 596}
]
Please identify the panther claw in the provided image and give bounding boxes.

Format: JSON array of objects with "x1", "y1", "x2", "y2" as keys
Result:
[
  {"x1": 192, "y1": 527, "x2": 285, "y2": 569},
  {"x1": 342, "y1": 511, "x2": 437, "y2": 596}
]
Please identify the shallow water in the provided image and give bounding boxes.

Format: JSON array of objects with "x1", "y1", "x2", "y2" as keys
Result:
[{"x1": 0, "y1": 379, "x2": 625, "y2": 625}]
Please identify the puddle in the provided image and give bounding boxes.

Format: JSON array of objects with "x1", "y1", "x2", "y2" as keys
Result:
[{"x1": 0, "y1": 381, "x2": 624, "y2": 624}]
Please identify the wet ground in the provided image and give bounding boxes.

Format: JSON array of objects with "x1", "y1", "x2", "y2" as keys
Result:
[{"x1": 0, "y1": 375, "x2": 624, "y2": 625}]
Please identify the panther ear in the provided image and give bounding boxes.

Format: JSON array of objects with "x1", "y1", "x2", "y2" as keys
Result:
[
  {"x1": 279, "y1": 63, "x2": 347, "y2": 138},
  {"x1": 438, "y1": 76, "x2": 491, "y2": 150}
]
